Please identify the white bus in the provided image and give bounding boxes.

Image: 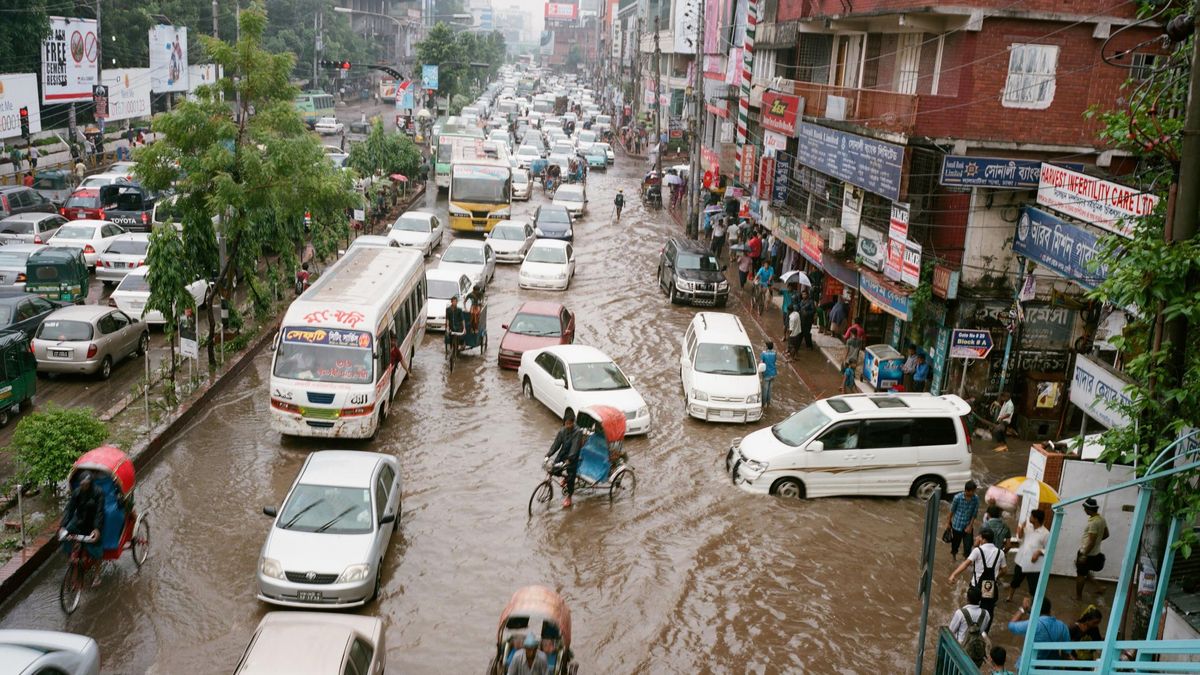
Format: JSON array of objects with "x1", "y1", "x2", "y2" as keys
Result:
[{"x1": 269, "y1": 246, "x2": 427, "y2": 439}]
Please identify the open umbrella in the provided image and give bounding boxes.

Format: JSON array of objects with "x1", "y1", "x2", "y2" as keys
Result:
[
  {"x1": 704, "y1": 204, "x2": 723, "y2": 213},
  {"x1": 779, "y1": 270, "x2": 812, "y2": 287},
  {"x1": 994, "y1": 476, "x2": 1060, "y2": 504}
]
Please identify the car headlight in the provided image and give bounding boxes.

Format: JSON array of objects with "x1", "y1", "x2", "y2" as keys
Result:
[
  {"x1": 746, "y1": 393, "x2": 761, "y2": 404},
  {"x1": 717, "y1": 280, "x2": 729, "y2": 290},
  {"x1": 556, "y1": 271, "x2": 568, "y2": 279},
  {"x1": 500, "y1": 349, "x2": 519, "y2": 357},
  {"x1": 338, "y1": 563, "x2": 372, "y2": 583},
  {"x1": 741, "y1": 459, "x2": 769, "y2": 478},
  {"x1": 693, "y1": 390, "x2": 709, "y2": 402},
  {"x1": 260, "y1": 557, "x2": 286, "y2": 580},
  {"x1": 448, "y1": 205, "x2": 470, "y2": 216},
  {"x1": 491, "y1": 208, "x2": 511, "y2": 218},
  {"x1": 637, "y1": 406, "x2": 649, "y2": 418}
]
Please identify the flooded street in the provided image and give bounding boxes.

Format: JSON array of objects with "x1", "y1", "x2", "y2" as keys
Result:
[{"x1": 0, "y1": 157, "x2": 1005, "y2": 673}]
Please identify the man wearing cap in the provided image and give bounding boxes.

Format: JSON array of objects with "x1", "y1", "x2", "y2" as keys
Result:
[
  {"x1": 506, "y1": 632, "x2": 548, "y2": 675},
  {"x1": 1075, "y1": 498, "x2": 1109, "y2": 599}
]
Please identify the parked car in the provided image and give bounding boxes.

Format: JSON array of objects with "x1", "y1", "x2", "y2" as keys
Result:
[
  {"x1": 518, "y1": 239, "x2": 575, "y2": 291},
  {"x1": 552, "y1": 184, "x2": 588, "y2": 219},
  {"x1": 517, "y1": 344, "x2": 651, "y2": 435},
  {"x1": 257, "y1": 451, "x2": 400, "y2": 609},
  {"x1": 0, "y1": 629, "x2": 100, "y2": 675},
  {"x1": 658, "y1": 236, "x2": 729, "y2": 307},
  {"x1": 0, "y1": 212, "x2": 66, "y2": 245},
  {"x1": 533, "y1": 204, "x2": 573, "y2": 241},
  {"x1": 485, "y1": 219, "x2": 535, "y2": 263},
  {"x1": 314, "y1": 117, "x2": 344, "y2": 135},
  {"x1": 679, "y1": 312, "x2": 762, "y2": 423},
  {"x1": 514, "y1": 144, "x2": 543, "y2": 168},
  {"x1": 233, "y1": 612, "x2": 385, "y2": 675},
  {"x1": 46, "y1": 220, "x2": 126, "y2": 269},
  {"x1": 424, "y1": 269, "x2": 473, "y2": 332},
  {"x1": 511, "y1": 168, "x2": 532, "y2": 201},
  {"x1": 0, "y1": 244, "x2": 45, "y2": 289},
  {"x1": 498, "y1": 301, "x2": 575, "y2": 369},
  {"x1": 109, "y1": 267, "x2": 209, "y2": 325},
  {"x1": 725, "y1": 393, "x2": 974, "y2": 500},
  {"x1": 59, "y1": 188, "x2": 104, "y2": 221},
  {"x1": 0, "y1": 186, "x2": 57, "y2": 219},
  {"x1": 0, "y1": 292, "x2": 61, "y2": 342},
  {"x1": 386, "y1": 211, "x2": 443, "y2": 256},
  {"x1": 32, "y1": 305, "x2": 148, "y2": 379},
  {"x1": 95, "y1": 233, "x2": 150, "y2": 285},
  {"x1": 437, "y1": 239, "x2": 496, "y2": 289}
]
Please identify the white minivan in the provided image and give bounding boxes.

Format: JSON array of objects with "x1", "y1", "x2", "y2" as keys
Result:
[
  {"x1": 680, "y1": 312, "x2": 763, "y2": 423},
  {"x1": 726, "y1": 393, "x2": 973, "y2": 500}
]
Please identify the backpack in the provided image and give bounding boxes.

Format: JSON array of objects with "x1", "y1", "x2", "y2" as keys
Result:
[
  {"x1": 973, "y1": 547, "x2": 1003, "y2": 600},
  {"x1": 959, "y1": 608, "x2": 989, "y2": 665}
]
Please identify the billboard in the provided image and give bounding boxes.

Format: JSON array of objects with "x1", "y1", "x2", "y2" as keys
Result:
[
  {"x1": 545, "y1": 2, "x2": 578, "y2": 21},
  {"x1": 0, "y1": 75, "x2": 42, "y2": 140},
  {"x1": 1036, "y1": 163, "x2": 1158, "y2": 239},
  {"x1": 421, "y1": 65, "x2": 439, "y2": 91},
  {"x1": 673, "y1": 0, "x2": 702, "y2": 53},
  {"x1": 99, "y1": 69, "x2": 152, "y2": 122},
  {"x1": 187, "y1": 64, "x2": 222, "y2": 96},
  {"x1": 149, "y1": 25, "x2": 189, "y2": 93},
  {"x1": 41, "y1": 17, "x2": 99, "y2": 104}
]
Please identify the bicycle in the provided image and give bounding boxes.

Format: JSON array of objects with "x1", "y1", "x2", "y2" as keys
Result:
[
  {"x1": 751, "y1": 283, "x2": 768, "y2": 316},
  {"x1": 59, "y1": 532, "x2": 99, "y2": 614},
  {"x1": 445, "y1": 329, "x2": 464, "y2": 373}
]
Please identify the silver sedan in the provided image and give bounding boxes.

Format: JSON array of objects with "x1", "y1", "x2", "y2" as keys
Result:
[{"x1": 32, "y1": 305, "x2": 148, "y2": 379}]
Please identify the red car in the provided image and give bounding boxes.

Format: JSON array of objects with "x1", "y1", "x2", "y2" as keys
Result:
[
  {"x1": 498, "y1": 301, "x2": 576, "y2": 369},
  {"x1": 60, "y1": 188, "x2": 104, "y2": 221}
]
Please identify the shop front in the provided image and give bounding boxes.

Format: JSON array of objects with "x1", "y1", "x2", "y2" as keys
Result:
[{"x1": 857, "y1": 269, "x2": 912, "y2": 349}]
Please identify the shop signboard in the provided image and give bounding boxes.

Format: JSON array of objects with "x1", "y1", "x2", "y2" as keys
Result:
[
  {"x1": 949, "y1": 329, "x2": 994, "y2": 359},
  {"x1": 859, "y1": 270, "x2": 911, "y2": 321},
  {"x1": 740, "y1": 144, "x2": 756, "y2": 186},
  {"x1": 763, "y1": 129, "x2": 788, "y2": 152},
  {"x1": 800, "y1": 226, "x2": 823, "y2": 266},
  {"x1": 841, "y1": 185, "x2": 863, "y2": 235},
  {"x1": 932, "y1": 265, "x2": 959, "y2": 300},
  {"x1": 545, "y1": 2, "x2": 579, "y2": 21},
  {"x1": 0, "y1": 74, "x2": 42, "y2": 140},
  {"x1": 41, "y1": 17, "x2": 99, "y2": 104},
  {"x1": 1013, "y1": 207, "x2": 1111, "y2": 291},
  {"x1": 1037, "y1": 164, "x2": 1158, "y2": 239},
  {"x1": 1022, "y1": 306, "x2": 1076, "y2": 349},
  {"x1": 99, "y1": 69, "x2": 151, "y2": 122},
  {"x1": 149, "y1": 25, "x2": 189, "y2": 93},
  {"x1": 856, "y1": 227, "x2": 885, "y2": 272},
  {"x1": 761, "y1": 91, "x2": 802, "y2": 135},
  {"x1": 902, "y1": 239, "x2": 922, "y2": 287},
  {"x1": 940, "y1": 155, "x2": 1084, "y2": 189},
  {"x1": 794, "y1": 121, "x2": 904, "y2": 201},
  {"x1": 775, "y1": 215, "x2": 802, "y2": 250},
  {"x1": 758, "y1": 155, "x2": 774, "y2": 202},
  {"x1": 1070, "y1": 353, "x2": 1134, "y2": 429},
  {"x1": 771, "y1": 152, "x2": 790, "y2": 205}
]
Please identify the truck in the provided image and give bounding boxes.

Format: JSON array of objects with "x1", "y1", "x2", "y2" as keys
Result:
[{"x1": 99, "y1": 183, "x2": 157, "y2": 233}]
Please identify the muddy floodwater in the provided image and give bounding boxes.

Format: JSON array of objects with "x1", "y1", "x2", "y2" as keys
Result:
[{"x1": 0, "y1": 159, "x2": 1012, "y2": 673}]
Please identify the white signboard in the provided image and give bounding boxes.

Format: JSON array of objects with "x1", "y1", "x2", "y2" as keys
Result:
[
  {"x1": 1070, "y1": 353, "x2": 1134, "y2": 429},
  {"x1": 856, "y1": 227, "x2": 885, "y2": 272},
  {"x1": 187, "y1": 64, "x2": 221, "y2": 97},
  {"x1": 763, "y1": 129, "x2": 788, "y2": 152},
  {"x1": 902, "y1": 239, "x2": 922, "y2": 287},
  {"x1": 150, "y1": 26, "x2": 189, "y2": 93},
  {"x1": 0, "y1": 74, "x2": 42, "y2": 140},
  {"x1": 841, "y1": 184, "x2": 863, "y2": 235},
  {"x1": 1037, "y1": 164, "x2": 1158, "y2": 239},
  {"x1": 673, "y1": 0, "x2": 702, "y2": 53},
  {"x1": 41, "y1": 17, "x2": 99, "y2": 104},
  {"x1": 99, "y1": 69, "x2": 152, "y2": 122}
]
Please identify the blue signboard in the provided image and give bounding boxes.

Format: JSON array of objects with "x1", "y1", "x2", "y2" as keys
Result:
[
  {"x1": 1013, "y1": 207, "x2": 1112, "y2": 290},
  {"x1": 949, "y1": 329, "x2": 994, "y2": 359},
  {"x1": 772, "y1": 152, "x2": 790, "y2": 206},
  {"x1": 793, "y1": 121, "x2": 904, "y2": 201},
  {"x1": 940, "y1": 156, "x2": 1085, "y2": 189},
  {"x1": 422, "y1": 64, "x2": 439, "y2": 91},
  {"x1": 930, "y1": 327, "x2": 950, "y2": 395},
  {"x1": 858, "y1": 270, "x2": 911, "y2": 321}
]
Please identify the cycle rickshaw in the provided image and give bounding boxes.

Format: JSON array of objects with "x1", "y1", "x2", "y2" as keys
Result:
[
  {"x1": 528, "y1": 405, "x2": 637, "y2": 515},
  {"x1": 489, "y1": 585, "x2": 578, "y2": 674}
]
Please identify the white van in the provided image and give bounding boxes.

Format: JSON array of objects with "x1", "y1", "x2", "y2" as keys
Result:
[
  {"x1": 726, "y1": 393, "x2": 973, "y2": 499},
  {"x1": 680, "y1": 312, "x2": 763, "y2": 423}
]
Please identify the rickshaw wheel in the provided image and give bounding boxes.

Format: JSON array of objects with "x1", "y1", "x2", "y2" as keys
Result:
[
  {"x1": 59, "y1": 563, "x2": 83, "y2": 614},
  {"x1": 609, "y1": 468, "x2": 636, "y2": 501},
  {"x1": 0, "y1": 410, "x2": 8, "y2": 427},
  {"x1": 132, "y1": 518, "x2": 150, "y2": 567},
  {"x1": 528, "y1": 479, "x2": 554, "y2": 516}
]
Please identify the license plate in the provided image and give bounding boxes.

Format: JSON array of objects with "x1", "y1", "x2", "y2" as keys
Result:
[
  {"x1": 720, "y1": 410, "x2": 733, "y2": 418},
  {"x1": 297, "y1": 591, "x2": 323, "y2": 602},
  {"x1": 51, "y1": 349, "x2": 70, "y2": 358}
]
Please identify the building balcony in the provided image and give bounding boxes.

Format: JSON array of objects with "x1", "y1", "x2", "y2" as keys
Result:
[{"x1": 782, "y1": 79, "x2": 918, "y2": 136}]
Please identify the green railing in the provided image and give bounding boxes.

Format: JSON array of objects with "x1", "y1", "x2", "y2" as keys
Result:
[{"x1": 934, "y1": 627, "x2": 977, "y2": 675}]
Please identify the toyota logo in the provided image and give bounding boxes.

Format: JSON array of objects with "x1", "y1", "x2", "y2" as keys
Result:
[{"x1": 305, "y1": 571, "x2": 317, "y2": 581}]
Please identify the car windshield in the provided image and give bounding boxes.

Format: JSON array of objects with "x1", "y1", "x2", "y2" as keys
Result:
[
  {"x1": 272, "y1": 341, "x2": 373, "y2": 384},
  {"x1": 64, "y1": 193, "x2": 100, "y2": 208},
  {"x1": 517, "y1": 146, "x2": 539, "y2": 157},
  {"x1": 276, "y1": 484, "x2": 373, "y2": 534},
  {"x1": 556, "y1": 187, "x2": 583, "y2": 201},
  {"x1": 0, "y1": 221, "x2": 33, "y2": 234},
  {"x1": 569, "y1": 361, "x2": 630, "y2": 391},
  {"x1": 55, "y1": 225, "x2": 96, "y2": 240},
  {"x1": 594, "y1": 143, "x2": 611, "y2": 152},
  {"x1": 596, "y1": 115, "x2": 611, "y2": 124},
  {"x1": 0, "y1": 306, "x2": 11, "y2": 325},
  {"x1": 37, "y1": 319, "x2": 94, "y2": 341},
  {"x1": 525, "y1": 246, "x2": 566, "y2": 264},
  {"x1": 512, "y1": 172, "x2": 529, "y2": 185},
  {"x1": 678, "y1": 253, "x2": 720, "y2": 271},
  {"x1": 491, "y1": 225, "x2": 526, "y2": 241},
  {"x1": 538, "y1": 208, "x2": 570, "y2": 225},
  {"x1": 772, "y1": 403, "x2": 832, "y2": 447},
  {"x1": 0, "y1": 250, "x2": 31, "y2": 267},
  {"x1": 509, "y1": 312, "x2": 561, "y2": 337},
  {"x1": 694, "y1": 342, "x2": 757, "y2": 376},
  {"x1": 451, "y1": 166, "x2": 510, "y2": 202},
  {"x1": 427, "y1": 278, "x2": 462, "y2": 300},
  {"x1": 116, "y1": 274, "x2": 150, "y2": 293},
  {"x1": 577, "y1": 131, "x2": 596, "y2": 142},
  {"x1": 442, "y1": 246, "x2": 484, "y2": 264},
  {"x1": 106, "y1": 239, "x2": 149, "y2": 255},
  {"x1": 318, "y1": 118, "x2": 336, "y2": 125},
  {"x1": 392, "y1": 216, "x2": 431, "y2": 233}
]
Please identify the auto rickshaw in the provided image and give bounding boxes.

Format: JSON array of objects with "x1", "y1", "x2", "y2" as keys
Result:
[
  {"x1": 0, "y1": 330, "x2": 36, "y2": 426},
  {"x1": 489, "y1": 586, "x2": 577, "y2": 675},
  {"x1": 25, "y1": 247, "x2": 89, "y2": 304},
  {"x1": 32, "y1": 169, "x2": 73, "y2": 205}
]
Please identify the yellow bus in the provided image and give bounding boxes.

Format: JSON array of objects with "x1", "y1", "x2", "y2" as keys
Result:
[{"x1": 448, "y1": 157, "x2": 512, "y2": 233}]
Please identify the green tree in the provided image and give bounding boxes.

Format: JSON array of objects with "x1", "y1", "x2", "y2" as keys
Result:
[
  {"x1": 0, "y1": 0, "x2": 51, "y2": 76},
  {"x1": 416, "y1": 24, "x2": 506, "y2": 110},
  {"x1": 10, "y1": 407, "x2": 108, "y2": 487},
  {"x1": 144, "y1": 226, "x2": 195, "y2": 381},
  {"x1": 136, "y1": 3, "x2": 356, "y2": 366},
  {"x1": 261, "y1": 0, "x2": 377, "y2": 85},
  {"x1": 347, "y1": 120, "x2": 422, "y2": 179}
]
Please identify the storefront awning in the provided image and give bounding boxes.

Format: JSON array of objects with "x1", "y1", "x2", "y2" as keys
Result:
[
  {"x1": 822, "y1": 254, "x2": 859, "y2": 290},
  {"x1": 859, "y1": 269, "x2": 912, "y2": 321}
]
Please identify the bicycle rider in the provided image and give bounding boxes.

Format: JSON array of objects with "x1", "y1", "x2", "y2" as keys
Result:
[
  {"x1": 614, "y1": 189, "x2": 625, "y2": 220},
  {"x1": 543, "y1": 410, "x2": 584, "y2": 508},
  {"x1": 59, "y1": 470, "x2": 105, "y2": 584},
  {"x1": 753, "y1": 258, "x2": 775, "y2": 312},
  {"x1": 445, "y1": 295, "x2": 467, "y2": 353}
]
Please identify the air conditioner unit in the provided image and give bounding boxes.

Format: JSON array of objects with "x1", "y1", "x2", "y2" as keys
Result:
[
  {"x1": 828, "y1": 227, "x2": 846, "y2": 251},
  {"x1": 819, "y1": 216, "x2": 837, "y2": 231}
]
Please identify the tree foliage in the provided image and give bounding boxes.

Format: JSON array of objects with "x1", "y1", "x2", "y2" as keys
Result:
[
  {"x1": 0, "y1": 0, "x2": 51, "y2": 75},
  {"x1": 10, "y1": 406, "x2": 108, "y2": 487},
  {"x1": 347, "y1": 120, "x2": 421, "y2": 179},
  {"x1": 416, "y1": 25, "x2": 506, "y2": 111}
]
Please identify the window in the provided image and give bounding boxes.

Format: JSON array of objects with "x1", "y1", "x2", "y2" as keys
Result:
[
  {"x1": 535, "y1": 352, "x2": 556, "y2": 374},
  {"x1": 14, "y1": 301, "x2": 37, "y2": 322},
  {"x1": 97, "y1": 314, "x2": 119, "y2": 335},
  {"x1": 374, "y1": 477, "x2": 389, "y2": 521},
  {"x1": 860, "y1": 419, "x2": 913, "y2": 449},
  {"x1": 1131, "y1": 53, "x2": 1158, "y2": 81},
  {"x1": 346, "y1": 639, "x2": 374, "y2": 675},
  {"x1": 817, "y1": 422, "x2": 861, "y2": 450},
  {"x1": 912, "y1": 417, "x2": 959, "y2": 446},
  {"x1": 1003, "y1": 44, "x2": 1059, "y2": 109}
]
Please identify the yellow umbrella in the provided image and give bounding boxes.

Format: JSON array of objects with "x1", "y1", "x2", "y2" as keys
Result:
[{"x1": 995, "y1": 476, "x2": 1060, "y2": 504}]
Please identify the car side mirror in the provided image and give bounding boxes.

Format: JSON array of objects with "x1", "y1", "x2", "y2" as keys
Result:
[
  {"x1": 501, "y1": 323, "x2": 509, "y2": 330},
  {"x1": 269, "y1": 330, "x2": 280, "y2": 352},
  {"x1": 807, "y1": 440, "x2": 825, "y2": 453},
  {"x1": 263, "y1": 506, "x2": 277, "y2": 517},
  {"x1": 722, "y1": 264, "x2": 728, "y2": 272},
  {"x1": 379, "y1": 513, "x2": 395, "y2": 526},
  {"x1": 554, "y1": 378, "x2": 566, "y2": 388}
]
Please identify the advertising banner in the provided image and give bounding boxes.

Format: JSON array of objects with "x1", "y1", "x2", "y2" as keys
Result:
[
  {"x1": 859, "y1": 270, "x2": 911, "y2": 321},
  {"x1": 540, "y1": 30, "x2": 555, "y2": 55},
  {"x1": 186, "y1": 64, "x2": 221, "y2": 96},
  {"x1": 888, "y1": 201, "x2": 910, "y2": 242},
  {"x1": 856, "y1": 227, "x2": 885, "y2": 272},
  {"x1": 99, "y1": 69, "x2": 152, "y2": 122},
  {"x1": 902, "y1": 239, "x2": 922, "y2": 287},
  {"x1": 794, "y1": 121, "x2": 905, "y2": 201},
  {"x1": 763, "y1": 129, "x2": 787, "y2": 152},
  {"x1": 760, "y1": 91, "x2": 802, "y2": 136},
  {"x1": 422, "y1": 64, "x2": 439, "y2": 91},
  {"x1": 704, "y1": 0, "x2": 724, "y2": 54},
  {"x1": 940, "y1": 155, "x2": 1084, "y2": 189},
  {"x1": 1070, "y1": 354, "x2": 1134, "y2": 429},
  {"x1": 841, "y1": 184, "x2": 863, "y2": 235},
  {"x1": 149, "y1": 25, "x2": 188, "y2": 93},
  {"x1": 545, "y1": 2, "x2": 579, "y2": 21},
  {"x1": 92, "y1": 84, "x2": 108, "y2": 120},
  {"x1": 932, "y1": 264, "x2": 959, "y2": 300},
  {"x1": 41, "y1": 17, "x2": 99, "y2": 104},
  {"x1": 1037, "y1": 164, "x2": 1158, "y2": 238},
  {"x1": 673, "y1": 0, "x2": 702, "y2": 52},
  {"x1": 1013, "y1": 207, "x2": 1111, "y2": 291},
  {"x1": 771, "y1": 152, "x2": 790, "y2": 206},
  {"x1": 0, "y1": 74, "x2": 42, "y2": 140},
  {"x1": 758, "y1": 155, "x2": 775, "y2": 202},
  {"x1": 800, "y1": 225, "x2": 823, "y2": 266},
  {"x1": 886, "y1": 238, "x2": 904, "y2": 282},
  {"x1": 740, "y1": 144, "x2": 756, "y2": 186}
]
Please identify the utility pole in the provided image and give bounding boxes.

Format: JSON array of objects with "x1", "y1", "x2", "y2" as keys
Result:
[
  {"x1": 653, "y1": 16, "x2": 662, "y2": 182},
  {"x1": 313, "y1": 11, "x2": 321, "y2": 90},
  {"x1": 686, "y1": 0, "x2": 705, "y2": 238},
  {"x1": 630, "y1": 16, "x2": 642, "y2": 124},
  {"x1": 212, "y1": 0, "x2": 219, "y2": 38}
]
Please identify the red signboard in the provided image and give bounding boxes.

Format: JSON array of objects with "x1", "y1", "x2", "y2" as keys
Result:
[
  {"x1": 761, "y1": 91, "x2": 801, "y2": 136},
  {"x1": 800, "y1": 226, "x2": 823, "y2": 265},
  {"x1": 740, "y1": 144, "x2": 756, "y2": 186},
  {"x1": 545, "y1": 2, "x2": 578, "y2": 20},
  {"x1": 758, "y1": 155, "x2": 775, "y2": 202}
]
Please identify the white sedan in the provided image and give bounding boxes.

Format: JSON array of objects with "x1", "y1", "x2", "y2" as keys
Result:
[
  {"x1": 314, "y1": 117, "x2": 344, "y2": 135},
  {"x1": 514, "y1": 145, "x2": 543, "y2": 169},
  {"x1": 424, "y1": 269, "x2": 473, "y2": 332},
  {"x1": 486, "y1": 220, "x2": 535, "y2": 263},
  {"x1": 511, "y1": 168, "x2": 532, "y2": 201},
  {"x1": 387, "y1": 211, "x2": 443, "y2": 256},
  {"x1": 437, "y1": 239, "x2": 495, "y2": 289},
  {"x1": 517, "y1": 345, "x2": 651, "y2": 435},
  {"x1": 47, "y1": 220, "x2": 127, "y2": 269},
  {"x1": 553, "y1": 184, "x2": 588, "y2": 219},
  {"x1": 519, "y1": 239, "x2": 575, "y2": 291},
  {"x1": 109, "y1": 267, "x2": 210, "y2": 325}
]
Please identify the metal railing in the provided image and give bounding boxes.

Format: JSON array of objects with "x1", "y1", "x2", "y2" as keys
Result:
[
  {"x1": 785, "y1": 79, "x2": 918, "y2": 136},
  {"x1": 933, "y1": 627, "x2": 978, "y2": 675}
]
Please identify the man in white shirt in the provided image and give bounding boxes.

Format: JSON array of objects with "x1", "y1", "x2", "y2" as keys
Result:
[
  {"x1": 991, "y1": 392, "x2": 1015, "y2": 451},
  {"x1": 949, "y1": 528, "x2": 1006, "y2": 616},
  {"x1": 787, "y1": 308, "x2": 802, "y2": 359},
  {"x1": 948, "y1": 586, "x2": 992, "y2": 644},
  {"x1": 1008, "y1": 508, "x2": 1049, "y2": 601}
]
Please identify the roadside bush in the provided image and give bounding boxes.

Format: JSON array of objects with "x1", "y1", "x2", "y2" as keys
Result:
[{"x1": 9, "y1": 406, "x2": 108, "y2": 488}]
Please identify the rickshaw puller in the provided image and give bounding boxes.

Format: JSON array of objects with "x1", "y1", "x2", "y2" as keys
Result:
[
  {"x1": 59, "y1": 471, "x2": 105, "y2": 585},
  {"x1": 543, "y1": 410, "x2": 583, "y2": 508}
]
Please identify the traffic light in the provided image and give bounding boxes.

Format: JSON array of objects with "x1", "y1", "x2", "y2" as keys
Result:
[
  {"x1": 340, "y1": 61, "x2": 351, "y2": 71},
  {"x1": 318, "y1": 59, "x2": 352, "y2": 70},
  {"x1": 18, "y1": 107, "x2": 29, "y2": 142}
]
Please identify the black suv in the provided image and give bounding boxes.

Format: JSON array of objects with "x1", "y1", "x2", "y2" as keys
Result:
[
  {"x1": 657, "y1": 237, "x2": 729, "y2": 307},
  {"x1": 0, "y1": 186, "x2": 57, "y2": 219}
]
